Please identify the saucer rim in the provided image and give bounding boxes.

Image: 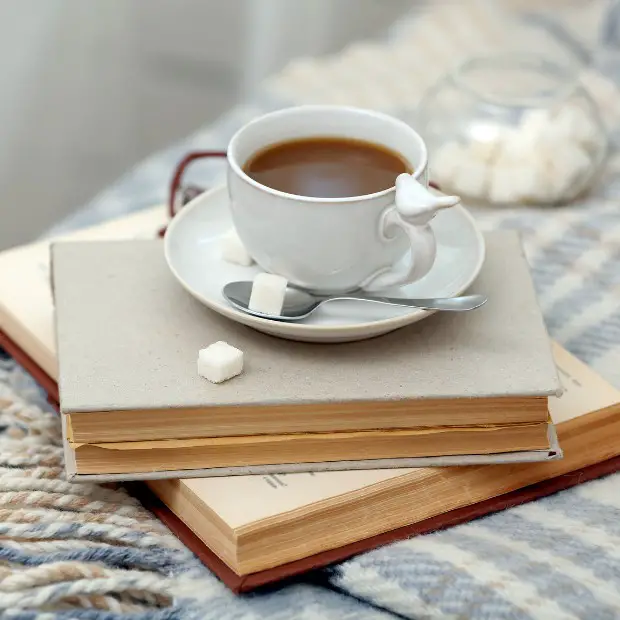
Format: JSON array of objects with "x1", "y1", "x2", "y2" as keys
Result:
[{"x1": 164, "y1": 184, "x2": 486, "y2": 335}]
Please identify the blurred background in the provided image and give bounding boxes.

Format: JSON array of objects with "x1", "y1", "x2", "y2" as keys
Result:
[
  {"x1": 0, "y1": 0, "x2": 617, "y2": 249},
  {"x1": 0, "y1": 0, "x2": 414, "y2": 249}
]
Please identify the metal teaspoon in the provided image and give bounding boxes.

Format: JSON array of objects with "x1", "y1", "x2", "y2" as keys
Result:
[{"x1": 223, "y1": 281, "x2": 487, "y2": 322}]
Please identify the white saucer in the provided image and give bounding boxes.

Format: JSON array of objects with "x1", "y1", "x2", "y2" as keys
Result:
[{"x1": 164, "y1": 185, "x2": 485, "y2": 343}]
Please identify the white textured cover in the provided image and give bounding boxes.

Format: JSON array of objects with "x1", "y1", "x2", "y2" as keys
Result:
[{"x1": 52, "y1": 232, "x2": 560, "y2": 414}]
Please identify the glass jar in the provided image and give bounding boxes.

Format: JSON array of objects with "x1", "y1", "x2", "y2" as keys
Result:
[{"x1": 416, "y1": 53, "x2": 608, "y2": 206}]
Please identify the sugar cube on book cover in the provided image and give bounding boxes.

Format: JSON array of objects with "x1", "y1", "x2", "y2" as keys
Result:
[{"x1": 51, "y1": 232, "x2": 560, "y2": 480}]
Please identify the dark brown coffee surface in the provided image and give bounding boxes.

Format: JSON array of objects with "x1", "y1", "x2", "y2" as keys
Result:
[{"x1": 243, "y1": 137, "x2": 410, "y2": 198}]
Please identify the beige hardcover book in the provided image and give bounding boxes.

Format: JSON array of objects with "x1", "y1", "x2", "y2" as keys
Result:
[
  {"x1": 147, "y1": 342, "x2": 620, "y2": 576},
  {"x1": 66, "y1": 422, "x2": 554, "y2": 476},
  {"x1": 51, "y1": 233, "x2": 560, "y2": 452}
]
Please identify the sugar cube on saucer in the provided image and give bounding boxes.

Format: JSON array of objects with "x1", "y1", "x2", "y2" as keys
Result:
[
  {"x1": 249, "y1": 273, "x2": 288, "y2": 315},
  {"x1": 220, "y1": 228, "x2": 254, "y2": 266},
  {"x1": 198, "y1": 341, "x2": 243, "y2": 384}
]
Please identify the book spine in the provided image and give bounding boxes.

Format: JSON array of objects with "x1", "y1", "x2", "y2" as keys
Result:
[{"x1": 0, "y1": 330, "x2": 59, "y2": 407}]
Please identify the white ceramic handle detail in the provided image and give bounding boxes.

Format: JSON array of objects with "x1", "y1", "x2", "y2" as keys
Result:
[
  {"x1": 362, "y1": 174, "x2": 461, "y2": 291},
  {"x1": 361, "y1": 207, "x2": 437, "y2": 291}
]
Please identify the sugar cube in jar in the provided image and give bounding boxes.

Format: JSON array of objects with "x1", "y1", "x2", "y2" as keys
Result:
[{"x1": 416, "y1": 55, "x2": 607, "y2": 206}]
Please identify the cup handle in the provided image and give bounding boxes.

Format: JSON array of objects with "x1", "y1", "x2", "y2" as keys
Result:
[
  {"x1": 158, "y1": 150, "x2": 227, "y2": 237},
  {"x1": 360, "y1": 207, "x2": 437, "y2": 291},
  {"x1": 361, "y1": 176, "x2": 460, "y2": 291}
]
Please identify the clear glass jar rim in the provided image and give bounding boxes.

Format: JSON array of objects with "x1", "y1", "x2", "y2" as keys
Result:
[{"x1": 450, "y1": 52, "x2": 581, "y2": 106}]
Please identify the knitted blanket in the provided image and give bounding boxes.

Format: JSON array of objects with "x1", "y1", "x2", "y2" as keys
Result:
[{"x1": 3, "y1": 2, "x2": 620, "y2": 617}]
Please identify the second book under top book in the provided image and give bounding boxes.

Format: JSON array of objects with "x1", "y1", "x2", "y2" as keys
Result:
[{"x1": 52, "y1": 232, "x2": 560, "y2": 479}]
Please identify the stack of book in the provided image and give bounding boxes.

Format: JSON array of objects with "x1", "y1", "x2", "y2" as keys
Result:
[
  {"x1": 52, "y1": 233, "x2": 560, "y2": 479},
  {"x1": 1, "y1": 205, "x2": 619, "y2": 592}
]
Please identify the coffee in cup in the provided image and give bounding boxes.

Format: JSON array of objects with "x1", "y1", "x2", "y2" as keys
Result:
[{"x1": 243, "y1": 137, "x2": 411, "y2": 199}]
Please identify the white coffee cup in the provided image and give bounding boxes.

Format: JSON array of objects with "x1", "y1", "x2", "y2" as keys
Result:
[{"x1": 227, "y1": 105, "x2": 459, "y2": 293}]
